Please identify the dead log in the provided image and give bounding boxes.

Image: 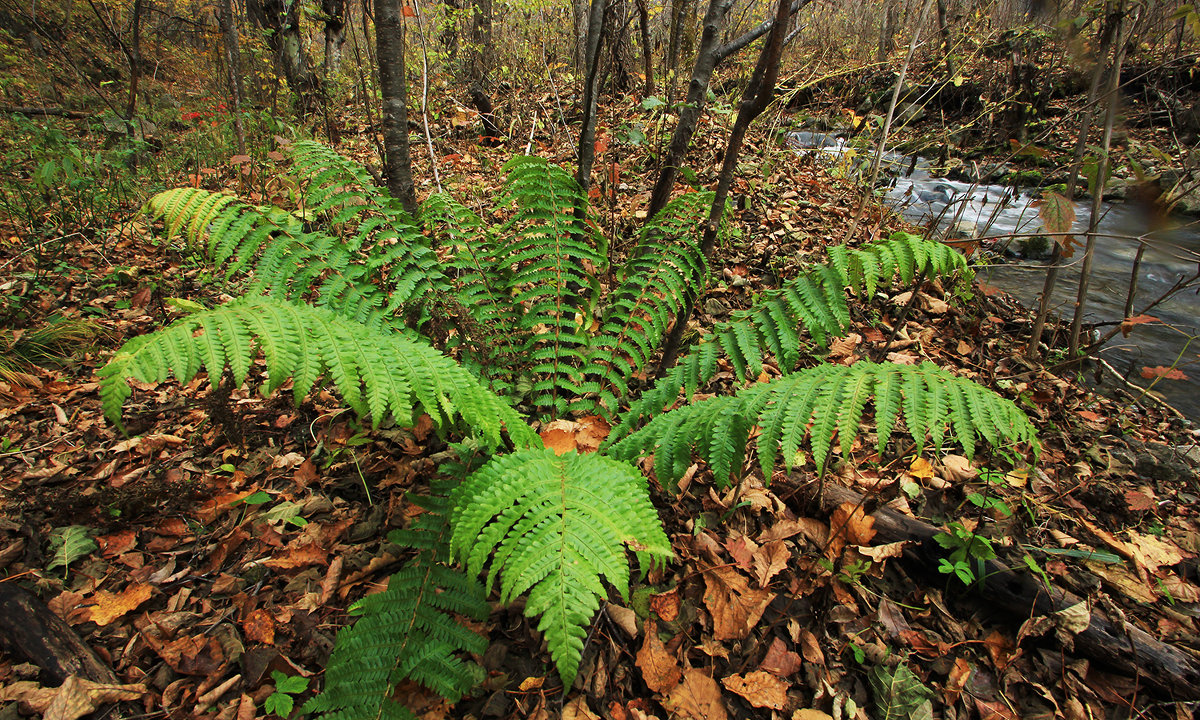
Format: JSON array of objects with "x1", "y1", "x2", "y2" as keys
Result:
[
  {"x1": 804, "y1": 481, "x2": 1200, "y2": 700},
  {"x1": 0, "y1": 582, "x2": 118, "y2": 686},
  {"x1": 0, "y1": 106, "x2": 93, "y2": 119}
]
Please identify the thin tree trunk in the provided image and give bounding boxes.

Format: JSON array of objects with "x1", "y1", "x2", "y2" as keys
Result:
[
  {"x1": 572, "y1": 0, "x2": 591, "y2": 77},
  {"x1": 218, "y1": 0, "x2": 247, "y2": 154},
  {"x1": 645, "y1": 0, "x2": 810, "y2": 222},
  {"x1": 376, "y1": 0, "x2": 417, "y2": 213},
  {"x1": 575, "y1": 0, "x2": 609, "y2": 190},
  {"x1": 657, "y1": 0, "x2": 792, "y2": 371},
  {"x1": 125, "y1": 0, "x2": 143, "y2": 120},
  {"x1": 1027, "y1": 4, "x2": 1116, "y2": 357},
  {"x1": 636, "y1": 0, "x2": 654, "y2": 97},
  {"x1": 664, "y1": 0, "x2": 689, "y2": 105},
  {"x1": 1068, "y1": 1, "x2": 1133, "y2": 357}
]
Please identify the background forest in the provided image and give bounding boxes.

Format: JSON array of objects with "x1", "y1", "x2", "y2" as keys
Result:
[{"x1": 2, "y1": 1, "x2": 1200, "y2": 720}]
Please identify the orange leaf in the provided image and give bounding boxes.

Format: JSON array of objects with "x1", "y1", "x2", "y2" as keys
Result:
[
  {"x1": 662, "y1": 669, "x2": 727, "y2": 720},
  {"x1": 635, "y1": 619, "x2": 682, "y2": 693},
  {"x1": 242, "y1": 608, "x2": 276, "y2": 644},
  {"x1": 1120, "y1": 314, "x2": 1159, "y2": 337},
  {"x1": 1140, "y1": 365, "x2": 1187, "y2": 381},
  {"x1": 86, "y1": 584, "x2": 153, "y2": 626},
  {"x1": 401, "y1": 4, "x2": 415, "y2": 16},
  {"x1": 540, "y1": 427, "x2": 576, "y2": 455}
]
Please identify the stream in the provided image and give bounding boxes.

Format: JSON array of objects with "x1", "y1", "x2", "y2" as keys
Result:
[{"x1": 790, "y1": 132, "x2": 1200, "y2": 422}]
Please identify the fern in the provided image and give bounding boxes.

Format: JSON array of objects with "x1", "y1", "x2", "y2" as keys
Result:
[
  {"x1": 586, "y1": 192, "x2": 712, "y2": 411},
  {"x1": 448, "y1": 449, "x2": 672, "y2": 685},
  {"x1": 612, "y1": 231, "x2": 972, "y2": 441},
  {"x1": 97, "y1": 296, "x2": 536, "y2": 450},
  {"x1": 306, "y1": 482, "x2": 489, "y2": 720},
  {"x1": 609, "y1": 361, "x2": 1039, "y2": 488}
]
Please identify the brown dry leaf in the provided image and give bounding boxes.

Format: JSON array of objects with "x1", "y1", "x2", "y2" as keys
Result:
[
  {"x1": 0, "y1": 676, "x2": 146, "y2": 720},
  {"x1": 941, "y1": 455, "x2": 977, "y2": 482},
  {"x1": 1126, "y1": 532, "x2": 1186, "y2": 572},
  {"x1": 827, "y1": 333, "x2": 861, "y2": 362},
  {"x1": 662, "y1": 669, "x2": 727, "y2": 720},
  {"x1": 575, "y1": 415, "x2": 611, "y2": 452},
  {"x1": 752, "y1": 540, "x2": 790, "y2": 588},
  {"x1": 1124, "y1": 490, "x2": 1156, "y2": 512},
  {"x1": 96, "y1": 529, "x2": 137, "y2": 558},
  {"x1": 793, "y1": 711, "x2": 834, "y2": 720},
  {"x1": 649, "y1": 589, "x2": 680, "y2": 622},
  {"x1": 828, "y1": 502, "x2": 876, "y2": 557},
  {"x1": 636, "y1": 619, "x2": 682, "y2": 693},
  {"x1": 857, "y1": 541, "x2": 906, "y2": 562},
  {"x1": 721, "y1": 671, "x2": 788, "y2": 709},
  {"x1": 944, "y1": 657, "x2": 971, "y2": 704},
  {"x1": 86, "y1": 583, "x2": 153, "y2": 626},
  {"x1": 797, "y1": 629, "x2": 825, "y2": 665},
  {"x1": 263, "y1": 543, "x2": 328, "y2": 570},
  {"x1": 725, "y1": 534, "x2": 757, "y2": 570},
  {"x1": 759, "y1": 637, "x2": 803, "y2": 677},
  {"x1": 144, "y1": 633, "x2": 225, "y2": 676},
  {"x1": 1157, "y1": 574, "x2": 1200, "y2": 602},
  {"x1": 702, "y1": 565, "x2": 774, "y2": 641},
  {"x1": 563, "y1": 696, "x2": 602, "y2": 720},
  {"x1": 1083, "y1": 560, "x2": 1157, "y2": 603},
  {"x1": 242, "y1": 607, "x2": 276, "y2": 644}
]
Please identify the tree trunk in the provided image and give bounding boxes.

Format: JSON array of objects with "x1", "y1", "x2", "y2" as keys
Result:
[
  {"x1": 572, "y1": 0, "x2": 591, "y2": 77},
  {"x1": 645, "y1": 0, "x2": 810, "y2": 222},
  {"x1": 0, "y1": 583, "x2": 120, "y2": 686},
  {"x1": 664, "y1": 0, "x2": 690, "y2": 105},
  {"x1": 440, "y1": 0, "x2": 460, "y2": 59},
  {"x1": 323, "y1": 0, "x2": 347, "y2": 74},
  {"x1": 877, "y1": 0, "x2": 897, "y2": 61},
  {"x1": 657, "y1": 0, "x2": 792, "y2": 370},
  {"x1": 636, "y1": 0, "x2": 654, "y2": 98},
  {"x1": 218, "y1": 0, "x2": 247, "y2": 154},
  {"x1": 575, "y1": 0, "x2": 609, "y2": 191},
  {"x1": 125, "y1": 0, "x2": 143, "y2": 120},
  {"x1": 247, "y1": 0, "x2": 321, "y2": 114},
  {"x1": 467, "y1": 0, "x2": 493, "y2": 84},
  {"x1": 1069, "y1": 1, "x2": 1133, "y2": 356},
  {"x1": 376, "y1": 0, "x2": 418, "y2": 213}
]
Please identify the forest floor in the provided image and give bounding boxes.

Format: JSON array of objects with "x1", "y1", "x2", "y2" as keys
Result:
[{"x1": 4, "y1": 54, "x2": 1200, "y2": 720}]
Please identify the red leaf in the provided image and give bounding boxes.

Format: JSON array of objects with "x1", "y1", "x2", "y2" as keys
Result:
[
  {"x1": 401, "y1": 4, "x2": 415, "y2": 16},
  {"x1": 1140, "y1": 365, "x2": 1188, "y2": 381}
]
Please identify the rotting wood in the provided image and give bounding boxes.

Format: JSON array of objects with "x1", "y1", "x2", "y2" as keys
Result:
[{"x1": 0, "y1": 582, "x2": 119, "y2": 686}]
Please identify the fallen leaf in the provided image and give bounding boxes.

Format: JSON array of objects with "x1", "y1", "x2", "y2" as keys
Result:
[
  {"x1": 702, "y1": 565, "x2": 774, "y2": 641},
  {"x1": 1157, "y1": 574, "x2": 1200, "y2": 602},
  {"x1": 263, "y1": 543, "x2": 328, "y2": 569},
  {"x1": 636, "y1": 619, "x2": 682, "y2": 693},
  {"x1": 828, "y1": 502, "x2": 876, "y2": 556},
  {"x1": 792, "y1": 711, "x2": 834, "y2": 720},
  {"x1": 575, "y1": 415, "x2": 611, "y2": 452},
  {"x1": 1126, "y1": 532, "x2": 1186, "y2": 572},
  {"x1": 563, "y1": 696, "x2": 602, "y2": 720},
  {"x1": 1140, "y1": 366, "x2": 1188, "y2": 381},
  {"x1": 0, "y1": 676, "x2": 146, "y2": 720},
  {"x1": 662, "y1": 669, "x2": 727, "y2": 720},
  {"x1": 941, "y1": 455, "x2": 977, "y2": 482},
  {"x1": 1120, "y1": 314, "x2": 1159, "y2": 337},
  {"x1": 242, "y1": 608, "x2": 276, "y2": 644},
  {"x1": 857, "y1": 540, "x2": 906, "y2": 562},
  {"x1": 759, "y1": 637, "x2": 803, "y2": 677},
  {"x1": 752, "y1": 540, "x2": 790, "y2": 588},
  {"x1": 96, "y1": 529, "x2": 137, "y2": 558},
  {"x1": 649, "y1": 588, "x2": 680, "y2": 622},
  {"x1": 539, "y1": 426, "x2": 576, "y2": 455},
  {"x1": 1123, "y1": 490, "x2": 1156, "y2": 512},
  {"x1": 721, "y1": 671, "x2": 788, "y2": 709},
  {"x1": 797, "y1": 629, "x2": 825, "y2": 665},
  {"x1": 86, "y1": 584, "x2": 153, "y2": 626}
]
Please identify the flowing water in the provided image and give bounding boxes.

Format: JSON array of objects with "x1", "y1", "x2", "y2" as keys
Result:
[{"x1": 791, "y1": 132, "x2": 1200, "y2": 421}]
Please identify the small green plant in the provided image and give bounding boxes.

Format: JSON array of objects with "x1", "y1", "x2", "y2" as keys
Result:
[
  {"x1": 265, "y1": 671, "x2": 309, "y2": 717},
  {"x1": 965, "y1": 469, "x2": 1013, "y2": 518},
  {"x1": 934, "y1": 521, "x2": 997, "y2": 585}
]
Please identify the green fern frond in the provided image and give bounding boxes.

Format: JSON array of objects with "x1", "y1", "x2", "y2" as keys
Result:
[
  {"x1": 609, "y1": 360, "x2": 1038, "y2": 488},
  {"x1": 494, "y1": 156, "x2": 607, "y2": 417},
  {"x1": 613, "y1": 232, "x2": 971, "y2": 441},
  {"x1": 587, "y1": 192, "x2": 711, "y2": 412},
  {"x1": 98, "y1": 296, "x2": 536, "y2": 449},
  {"x1": 448, "y1": 449, "x2": 671, "y2": 685},
  {"x1": 306, "y1": 483, "x2": 488, "y2": 720}
]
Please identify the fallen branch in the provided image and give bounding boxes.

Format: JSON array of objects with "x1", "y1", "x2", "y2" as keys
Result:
[
  {"x1": 800, "y1": 480, "x2": 1200, "y2": 700},
  {"x1": 0, "y1": 582, "x2": 119, "y2": 685},
  {"x1": 0, "y1": 106, "x2": 93, "y2": 119}
]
